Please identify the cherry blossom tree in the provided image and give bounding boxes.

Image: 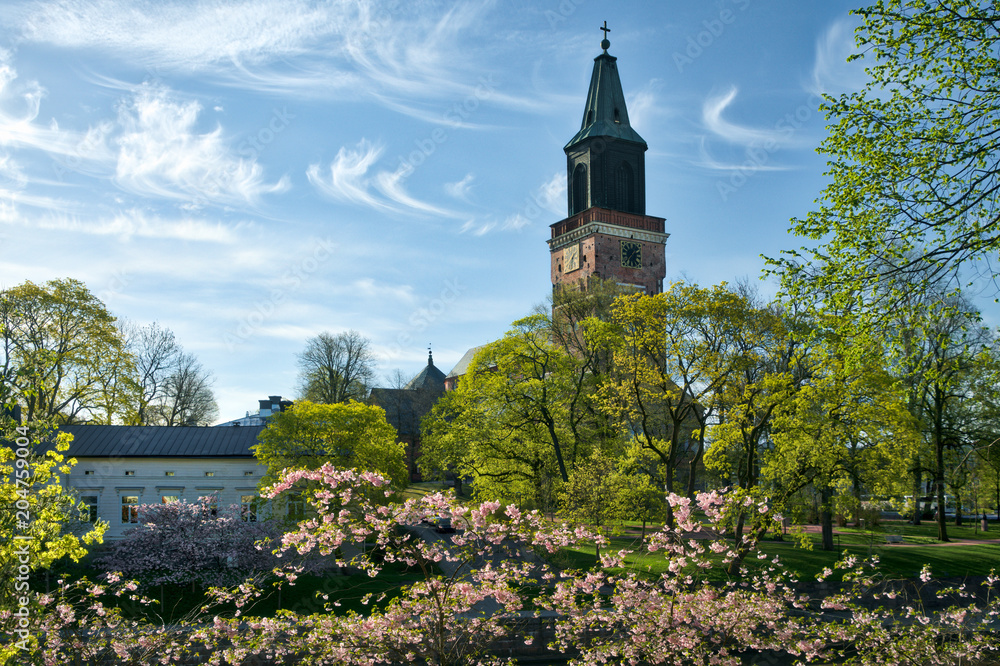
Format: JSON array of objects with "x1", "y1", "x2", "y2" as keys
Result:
[
  {"x1": 5, "y1": 465, "x2": 1000, "y2": 665},
  {"x1": 97, "y1": 496, "x2": 283, "y2": 589}
]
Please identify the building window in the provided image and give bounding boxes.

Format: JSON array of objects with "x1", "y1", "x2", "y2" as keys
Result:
[
  {"x1": 616, "y1": 162, "x2": 635, "y2": 213},
  {"x1": 80, "y1": 496, "x2": 98, "y2": 523},
  {"x1": 84, "y1": 470, "x2": 95, "y2": 475},
  {"x1": 204, "y1": 471, "x2": 215, "y2": 477},
  {"x1": 241, "y1": 496, "x2": 258, "y2": 522},
  {"x1": 202, "y1": 497, "x2": 218, "y2": 517},
  {"x1": 572, "y1": 164, "x2": 588, "y2": 214},
  {"x1": 161, "y1": 495, "x2": 178, "y2": 504},
  {"x1": 165, "y1": 471, "x2": 175, "y2": 477},
  {"x1": 121, "y1": 496, "x2": 139, "y2": 524},
  {"x1": 244, "y1": 471, "x2": 254, "y2": 476},
  {"x1": 287, "y1": 494, "x2": 304, "y2": 519},
  {"x1": 124, "y1": 470, "x2": 135, "y2": 476}
]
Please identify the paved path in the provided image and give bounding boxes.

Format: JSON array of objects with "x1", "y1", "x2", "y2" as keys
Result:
[{"x1": 794, "y1": 523, "x2": 1000, "y2": 547}]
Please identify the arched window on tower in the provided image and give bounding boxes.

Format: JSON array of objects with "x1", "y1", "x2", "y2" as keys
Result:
[
  {"x1": 615, "y1": 162, "x2": 635, "y2": 213},
  {"x1": 572, "y1": 164, "x2": 588, "y2": 214}
]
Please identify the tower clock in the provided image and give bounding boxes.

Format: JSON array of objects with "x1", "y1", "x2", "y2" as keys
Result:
[{"x1": 549, "y1": 27, "x2": 669, "y2": 296}]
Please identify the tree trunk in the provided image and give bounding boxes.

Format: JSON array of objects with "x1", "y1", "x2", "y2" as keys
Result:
[
  {"x1": 954, "y1": 491, "x2": 963, "y2": 526},
  {"x1": 686, "y1": 425, "x2": 707, "y2": 500},
  {"x1": 852, "y1": 476, "x2": 863, "y2": 528},
  {"x1": 934, "y1": 391, "x2": 949, "y2": 542},
  {"x1": 726, "y1": 510, "x2": 747, "y2": 576},
  {"x1": 820, "y1": 485, "x2": 835, "y2": 551}
]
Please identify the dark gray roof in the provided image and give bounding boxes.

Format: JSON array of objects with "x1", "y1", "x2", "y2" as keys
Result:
[
  {"x1": 446, "y1": 345, "x2": 487, "y2": 380},
  {"x1": 565, "y1": 51, "x2": 647, "y2": 150},
  {"x1": 405, "y1": 353, "x2": 446, "y2": 392},
  {"x1": 58, "y1": 425, "x2": 265, "y2": 458}
]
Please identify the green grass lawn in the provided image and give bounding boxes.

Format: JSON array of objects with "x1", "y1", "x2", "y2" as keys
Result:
[
  {"x1": 556, "y1": 530, "x2": 1000, "y2": 583},
  {"x1": 41, "y1": 556, "x2": 428, "y2": 624}
]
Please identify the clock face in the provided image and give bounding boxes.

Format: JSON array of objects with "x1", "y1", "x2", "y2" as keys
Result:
[
  {"x1": 564, "y1": 244, "x2": 580, "y2": 272},
  {"x1": 620, "y1": 240, "x2": 641, "y2": 268}
]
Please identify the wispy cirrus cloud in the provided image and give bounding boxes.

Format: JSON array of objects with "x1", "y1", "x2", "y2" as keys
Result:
[
  {"x1": 810, "y1": 16, "x2": 867, "y2": 96},
  {"x1": 445, "y1": 173, "x2": 474, "y2": 200},
  {"x1": 307, "y1": 137, "x2": 458, "y2": 217},
  {"x1": 692, "y1": 136, "x2": 791, "y2": 173},
  {"x1": 702, "y1": 86, "x2": 798, "y2": 147},
  {"x1": 0, "y1": 48, "x2": 115, "y2": 175},
  {"x1": 3, "y1": 0, "x2": 544, "y2": 114},
  {"x1": 0, "y1": 205, "x2": 245, "y2": 242},
  {"x1": 461, "y1": 171, "x2": 564, "y2": 235},
  {"x1": 114, "y1": 83, "x2": 289, "y2": 206}
]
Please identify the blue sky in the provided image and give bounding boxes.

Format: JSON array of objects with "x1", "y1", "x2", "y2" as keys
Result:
[{"x1": 0, "y1": 0, "x2": 870, "y2": 422}]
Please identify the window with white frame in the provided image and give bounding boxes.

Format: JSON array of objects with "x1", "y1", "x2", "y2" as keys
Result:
[
  {"x1": 121, "y1": 496, "x2": 139, "y2": 523},
  {"x1": 241, "y1": 495, "x2": 258, "y2": 522},
  {"x1": 287, "y1": 493, "x2": 304, "y2": 519},
  {"x1": 80, "y1": 495, "x2": 98, "y2": 523},
  {"x1": 161, "y1": 495, "x2": 179, "y2": 504}
]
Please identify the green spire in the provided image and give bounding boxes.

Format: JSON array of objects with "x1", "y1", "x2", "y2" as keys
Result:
[{"x1": 565, "y1": 24, "x2": 647, "y2": 150}]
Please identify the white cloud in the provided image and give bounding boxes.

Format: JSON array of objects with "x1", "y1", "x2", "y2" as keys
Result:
[
  {"x1": 461, "y1": 172, "x2": 564, "y2": 236},
  {"x1": 535, "y1": 172, "x2": 565, "y2": 216},
  {"x1": 445, "y1": 173, "x2": 475, "y2": 200},
  {"x1": 5, "y1": 0, "x2": 545, "y2": 113},
  {"x1": 308, "y1": 138, "x2": 458, "y2": 217},
  {"x1": 375, "y1": 167, "x2": 457, "y2": 217},
  {"x1": 114, "y1": 84, "x2": 289, "y2": 206},
  {"x1": 0, "y1": 206, "x2": 244, "y2": 242},
  {"x1": 626, "y1": 79, "x2": 667, "y2": 138},
  {"x1": 811, "y1": 16, "x2": 867, "y2": 96},
  {"x1": 702, "y1": 87, "x2": 797, "y2": 147},
  {"x1": 692, "y1": 136, "x2": 791, "y2": 173},
  {"x1": 12, "y1": 0, "x2": 333, "y2": 69},
  {"x1": 307, "y1": 138, "x2": 388, "y2": 210},
  {"x1": 460, "y1": 218, "x2": 496, "y2": 236},
  {"x1": 351, "y1": 278, "x2": 416, "y2": 304},
  {"x1": 0, "y1": 49, "x2": 114, "y2": 170}
]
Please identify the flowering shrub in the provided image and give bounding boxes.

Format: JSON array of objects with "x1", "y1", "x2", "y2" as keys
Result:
[
  {"x1": 3, "y1": 467, "x2": 999, "y2": 665},
  {"x1": 97, "y1": 495, "x2": 285, "y2": 589}
]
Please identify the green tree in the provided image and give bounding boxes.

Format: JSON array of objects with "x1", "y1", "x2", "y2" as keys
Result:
[
  {"x1": 559, "y1": 453, "x2": 624, "y2": 558},
  {"x1": 593, "y1": 285, "x2": 794, "y2": 508},
  {"x1": 420, "y1": 315, "x2": 603, "y2": 509},
  {"x1": 764, "y1": 329, "x2": 916, "y2": 549},
  {"x1": 0, "y1": 279, "x2": 130, "y2": 423},
  {"x1": 0, "y1": 410, "x2": 106, "y2": 606},
  {"x1": 776, "y1": 0, "x2": 1000, "y2": 312},
  {"x1": 297, "y1": 330, "x2": 376, "y2": 404},
  {"x1": 253, "y1": 400, "x2": 406, "y2": 490}
]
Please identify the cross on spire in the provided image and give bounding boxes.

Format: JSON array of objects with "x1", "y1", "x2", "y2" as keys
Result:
[{"x1": 600, "y1": 21, "x2": 611, "y2": 52}]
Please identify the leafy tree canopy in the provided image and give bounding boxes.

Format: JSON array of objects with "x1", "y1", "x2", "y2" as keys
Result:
[
  {"x1": 774, "y1": 0, "x2": 1000, "y2": 314},
  {"x1": 253, "y1": 400, "x2": 406, "y2": 490}
]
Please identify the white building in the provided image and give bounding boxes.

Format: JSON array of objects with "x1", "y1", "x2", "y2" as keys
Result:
[{"x1": 61, "y1": 425, "x2": 268, "y2": 540}]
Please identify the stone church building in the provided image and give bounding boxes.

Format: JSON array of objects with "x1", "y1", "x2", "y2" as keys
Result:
[{"x1": 373, "y1": 30, "x2": 673, "y2": 482}]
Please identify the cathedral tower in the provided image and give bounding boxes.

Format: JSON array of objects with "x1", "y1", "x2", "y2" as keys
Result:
[{"x1": 549, "y1": 25, "x2": 669, "y2": 295}]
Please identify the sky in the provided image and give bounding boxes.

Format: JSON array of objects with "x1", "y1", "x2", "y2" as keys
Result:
[{"x1": 0, "y1": 0, "x2": 875, "y2": 423}]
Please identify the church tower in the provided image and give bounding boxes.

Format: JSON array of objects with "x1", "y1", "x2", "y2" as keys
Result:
[{"x1": 549, "y1": 25, "x2": 669, "y2": 295}]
